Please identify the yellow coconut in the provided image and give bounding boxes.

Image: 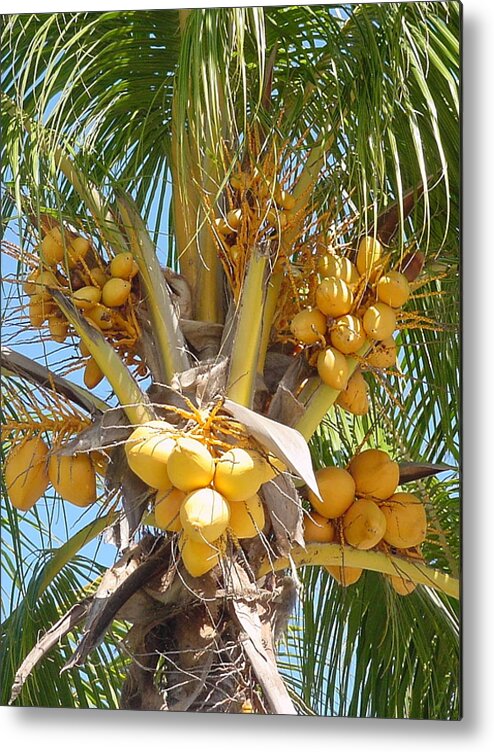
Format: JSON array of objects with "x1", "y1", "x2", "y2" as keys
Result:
[
  {"x1": 365, "y1": 337, "x2": 397, "y2": 369},
  {"x1": 335, "y1": 369, "x2": 369, "y2": 416},
  {"x1": 179, "y1": 535, "x2": 221, "y2": 578},
  {"x1": 167, "y1": 437, "x2": 215, "y2": 492},
  {"x1": 67, "y1": 236, "x2": 91, "y2": 268},
  {"x1": 110, "y1": 252, "x2": 134, "y2": 279},
  {"x1": 230, "y1": 172, "x2": 250, "y2": 191},
  {"x1": 356, "y1": 236, "x2": 383, "y2": 276},
  {"x1": 48, "y1": 316, "x2": 69, "y2": 343},
  {"x1": 214, "y1": 217, "x2": 231, "y2": 235},
  {"x1": 5, "y1": 436, "x2": 50, "y2": 511},
  {"x1": 214, "y1": 447, "x2": 269, "y2": 502},
  {"x1": 316, "y1": 346, "x2": 349, "y2": 390},
  {"x1": 88, "y1": 267, "x2": 110, "y2": 289},
  {"x1": 40, "y1": 229, "x2": 64, "y2": 266},
  {"x1": 325, "y1": 565, "x2": 363, "y2": 586},
  {"x1": 180, "y1": 488, "x2": 230, "y2": 543},
  {"x1": 315, "y1": 277, "x2": 354, "y2": 318},
  {"x1": 275, "y1": 189, "x2": 295, "y2": 211},
  {"x1": 303, "y1": 511, "x2": 336, "y2": 543},
  {"x1": 348, "y1": 448, "x2": 399, "y2": 501},
  {"x1": 343, "y1": 499, "x2": 387, "y2": 550},
  {"x1": 266, "y1": 208, "x2": 288, "y2": 229},
  {"x1": 227, "y1": 209, "x2": 242, "y2": 230},
  {"x1": 23, "y1": 269, "x2": 40, "y2": 296},
  {"x1": 125, "y1": 423, "x2": 176, "y2": 490},
  {"x1": 376, "y1": 271, "x2": 410, "y2": 308},
  {"x1": 381, "y1": 492, "x2": 427, "y2": 549},
  {"x1": 79, "y1": 339, "x2": 91, "y2": 358},
  {"x1": 307, "y1": 466, "x2": 356, "y2": 519},
  {"x1": 73, "y1": 286, "x2": 102, "y2": 310},
  {"x1": 318, "y1": 254, "x2": 359, "y2": 285},
  {"x1": 154, "y1": 487, "x2": 186, "y2": 532},
  {"x1": 290, "y1": 308, "x2": 327, "y2": 345},
  {"x1": 102, "y1": 278, "x2": 131, "y2": 308},
  {"x1": 35, "y1": 269, "x2": 59, "y2": 297},
  {"x1": 262, "y1": 453, "x2": 287, "y2": 482},
  {"x1": 330, "y1": 314, "x2": 367, "y2": 355},
  {"x1": 83, "y1": 357, "x2": 104, "y2": 389},
  {"x1": 29, "y1": 296, "x2": 51, "y2": 328},
  {"x1": 48, "y1": 453, "x2": 97, "y2": 507},
  {"x1": 229, "y1": 494, "x2": 265, "y2": 539},
  {"x1": 86, "y1": 304, "x2": 114, "y2": 330},
  {"x1": 388, "y1": 574, "x2": 417, "y2": 596},
  {"x1": 362, "y1": 302, "x2": 396, "y2": 341}
]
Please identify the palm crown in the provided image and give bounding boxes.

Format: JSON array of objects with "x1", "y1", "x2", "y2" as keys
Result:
[{"x1": 1, "y1": 3, "x2": 460, "y2": 717}]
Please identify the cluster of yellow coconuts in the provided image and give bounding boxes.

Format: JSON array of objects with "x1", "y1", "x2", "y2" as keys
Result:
[
  {"x1": 4, "y1": 434, "x2": 98, "y2": 512},
  {"x1": 24, "y1": 225, "x2": 140, "y2": 388},
  {"x1": 124, "y1": 420, "x2": 282, "y2": 577},
  {"x1": 303, "y1": 448, "x2": 427, "y2": 595},
  {"x1": 290, "y1": 236, "x2": 410, "y2": 413},
  {"x1": 212, "y1": 169, "x2": 295, "y2": 262}
]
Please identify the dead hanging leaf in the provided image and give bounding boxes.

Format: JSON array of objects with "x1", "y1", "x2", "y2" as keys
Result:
[
  {"x1": 260, "y1": 475, "x2": 305, "y2": 556},
  {"x1": 222, "y1": 399, "x2": 322, "y2": 501},
  {"x1": 105, "y1": 444, "x2": 153, "y2": 538},
  {"x1": 54, "y1": 407, "x2": 131, "y2": 455},
  {"x1": 9, "y1": 598, "x2": 92, "y2": 705},
  {"x1": 399, "y1": 461, "x2": 455, "y2": 484},
  {"x1": 63, "y1": 536, "x2": 172, "y2": 671},
  {"x1": 374, "y1": 181, "x2": 426, "y2": 245},
  {"x1": 179, "y1": 319, "x2": 224, "y2": 357},
  {"x1": 267, "y1": 386, "x2": 305, "y2": 427}
]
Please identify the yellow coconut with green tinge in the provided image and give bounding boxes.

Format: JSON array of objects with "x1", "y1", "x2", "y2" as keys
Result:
[
  {"x1": 154, "y1": 487, "x2": 186, "y2": 532},
  {"x1": 214, "y1": 447, "x2": 269, "y2": 502},
  {"x1": 5, "y1": 436, "x2": 50, "y2": 511},
  {"x1": 167, "y1": 437, "x2": 215, "y2": 492},
  {"x1": 48, "y1": 453, "x2": 97, "y2": 507},
  {"x1": 228, "y1": 494, "x2": 265, "y2": 539},
  {"x1": 316, "y1": 347, "x2": 349, "y2": 390},
  {"x1": 125, "y1": 422, "x2": 177, "y2": 490},
  {"x1": 308, "y1": 466, "x2": 356, "y2": 519},
  {"x1": 180, "y1": 488, "x2": 230, "y2": 543},
  {"x1": 179, "y1": 535, "x2": 221, "y2": 578}
]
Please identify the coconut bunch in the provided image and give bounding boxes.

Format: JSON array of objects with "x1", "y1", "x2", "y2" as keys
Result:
[
  {"x1": 4, "y1": 433, "x2": 99, "y2": 511},
  {"x1": 22, "y1": 224, "x2": 144, "y2": 385},
  {"x1": 302, "y1": 448, "x2": 428, "y2": 595},
  {"x1": 124, "y1": 419, "x2": 284, "y2": 577},
  {"x1": 289, "y1": 235, "x2": 413, "y2": 413},
  {"x1": 210, "y1": 161, "x2": 296, "y2": 294}
]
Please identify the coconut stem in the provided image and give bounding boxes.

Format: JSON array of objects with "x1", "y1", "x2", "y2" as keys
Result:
[
  {"x1": 294, "y1": 343, "x2": 371, "y2": 441},
  {"x1": 226, "y1": 250, "x2": 269, "y2": 407},
  {"x1": 257, "y1": 542, "x2": 460, "y2": 600},
  {"x1": 256, "y1": 270, "x2": 283, "y2": 376}
]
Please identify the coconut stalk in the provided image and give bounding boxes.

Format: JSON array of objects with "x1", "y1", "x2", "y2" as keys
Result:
[
  {"x1": 226, "y1": 249, "x2": 269, "y2": 407},
  {"x1": 50, "y1": 289, "x2": 154, "y2": 426},
  {"x1": 116, "y1": 194, "x2": 190, "y2": 383},
  {"x1": 257, "y1": 543, "x2": 459, "y2": 600},
  {"x1": 295, "y1": 343, "x2": 371, "y2": 441},
  {"x1": 256, "y1": 270, "x2": 283, "y2": 376}
]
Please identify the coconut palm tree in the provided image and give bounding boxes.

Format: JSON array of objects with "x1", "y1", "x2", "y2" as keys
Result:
[{"x1": 1, "y1": 3, "x2": 460, "y2": 717}]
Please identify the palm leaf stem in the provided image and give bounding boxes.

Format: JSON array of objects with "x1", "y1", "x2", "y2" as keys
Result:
[{"x1": 258, "y1": 543, "x2": 459, "y2": 600}]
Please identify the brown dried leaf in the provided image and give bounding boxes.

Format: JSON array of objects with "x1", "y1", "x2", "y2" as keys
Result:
[
  {"x1": 261, "y1": 475, "x2": 305, "y2": 556},
  {"x1": 399, "y1": 461, "x2": 455, "y2": 484}
]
